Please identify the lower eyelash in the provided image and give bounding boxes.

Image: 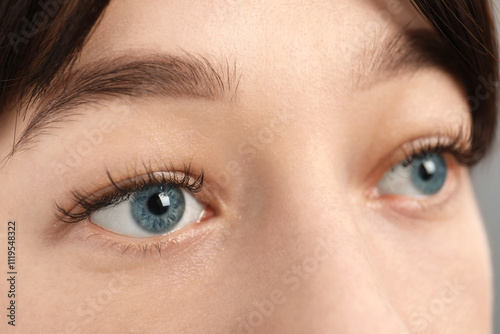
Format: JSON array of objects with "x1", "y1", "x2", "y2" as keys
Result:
[
  {"x1": 86, "y1": 232, "x2": 172, "y2": 256},
  {"x1": 79, "y1": 220, "x2": 209, "y2": 257},
  {"x1": 54, "y1": 161, "x2": 204, "y2": 224}
]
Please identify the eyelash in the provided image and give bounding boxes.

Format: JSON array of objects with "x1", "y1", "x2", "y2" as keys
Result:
[
  {"x1": 392, "y1": 130, "x2": 473, "y2": 168},
  {"x1": 54, "y1": 162, "x2": 204, "y2": 224}
]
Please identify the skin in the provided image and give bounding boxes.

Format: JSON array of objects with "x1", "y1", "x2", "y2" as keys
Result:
[{"x1": 0, "y1": 0, "x2": 492, "y2": 333}]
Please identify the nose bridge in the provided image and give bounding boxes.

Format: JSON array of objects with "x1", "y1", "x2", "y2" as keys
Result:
[{"x1": 261, "y1": 200, "x2": 408, "y2": 333}]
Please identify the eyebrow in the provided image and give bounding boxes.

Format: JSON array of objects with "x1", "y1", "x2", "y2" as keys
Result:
[
  {"x1": 6, "y1": 52, "x2": 240, "y2": 159},
  {"x1": 7, "y1": 28, "x2": 462, "y2": 160}
]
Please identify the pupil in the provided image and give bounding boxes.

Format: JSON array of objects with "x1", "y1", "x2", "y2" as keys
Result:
[
  {"x1": 147, "y1": 193, "x2": 169, "y2": 215},
  {"x1": 418, "y1": 161, "x2": 434, "y2": 181}
]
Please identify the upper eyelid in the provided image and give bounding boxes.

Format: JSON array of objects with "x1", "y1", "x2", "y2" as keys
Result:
[
  {"x1": 393, "y1": 132, "x2": 473, "y2": 167},
  {"x1": 384, "y1": 126, "x2": 472, "y2": 165}
]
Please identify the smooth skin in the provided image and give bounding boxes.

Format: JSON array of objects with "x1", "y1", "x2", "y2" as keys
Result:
[{"x1": 0, "y1": 0, "x2": 492, "y2": 333}]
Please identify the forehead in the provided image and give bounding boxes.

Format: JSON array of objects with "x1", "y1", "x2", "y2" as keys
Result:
[{"x1": 81, "y1": 0, "x2": 431, "y2": 75}]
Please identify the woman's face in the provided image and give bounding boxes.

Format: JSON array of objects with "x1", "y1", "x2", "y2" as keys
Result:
[{"x1": 0, "y1": 0, "x2": 492, "y2": 333}]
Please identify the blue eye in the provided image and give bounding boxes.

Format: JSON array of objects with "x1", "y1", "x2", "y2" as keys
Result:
[
  {"x1": 377, "y1": 153, "x2": 448, "y2": 197},
  {"x1": 90, "y1": 184, "x2": 204, "y2": 237},
  {"x1": 131, "y1": 185, "x2": 186, "y2": 233}
]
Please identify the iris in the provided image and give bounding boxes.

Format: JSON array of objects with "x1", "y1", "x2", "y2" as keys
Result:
[
  {"x1": 409, "y1": 153, "x2": 447, "y2": 195},
  {"x1": 131, "y1": 185, "x2": 186, "y2": 233}
]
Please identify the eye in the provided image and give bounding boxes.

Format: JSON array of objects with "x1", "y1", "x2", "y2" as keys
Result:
[
  {"x1": 377, "y1": 153, "x2": 448, "y2": 197},
  {"x1": 90, "y1": 184, "x2": 205, "y2": 237}
]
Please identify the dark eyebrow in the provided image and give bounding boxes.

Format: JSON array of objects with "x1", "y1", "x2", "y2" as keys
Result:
[
  {"x1": 354, "y1": 28, "x2": 464, "y2": 89},
  {"x1": 7, "y1": 52, "x2": 240, "y2": 159}
]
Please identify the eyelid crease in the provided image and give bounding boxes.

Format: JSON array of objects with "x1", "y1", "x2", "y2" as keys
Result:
[{"x1": 54, "y1": 160, "x2": 204, "y2": 224}]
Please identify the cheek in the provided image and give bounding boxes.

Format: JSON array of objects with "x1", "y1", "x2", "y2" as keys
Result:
[{"x1": 361, "y1": 186, "x2": 491, "y2": 332}]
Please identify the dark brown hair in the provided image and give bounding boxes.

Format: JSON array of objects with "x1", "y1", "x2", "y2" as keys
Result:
[
  {"x1": 0, "y1": 0, "x2": 498, "y2": 162},
  {"x1": 411, "y1": 0, "x2": 498, "y2": 161}
]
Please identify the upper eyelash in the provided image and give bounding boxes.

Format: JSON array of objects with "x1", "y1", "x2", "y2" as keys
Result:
[
  {"x1": 54, "y1": 161, "x2": 204, "y2": 224},
  {"x1": 397, "y1": 129, "x2": 474, "y2": 167}
]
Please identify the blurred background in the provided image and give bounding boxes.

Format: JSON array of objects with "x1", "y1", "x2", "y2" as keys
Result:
[
  {"x1": 471, "y1": 0, "x2": 500, "y2": 328},
  {"x1": 472, "y1": 127, "x2": 500, "y2": 328}
]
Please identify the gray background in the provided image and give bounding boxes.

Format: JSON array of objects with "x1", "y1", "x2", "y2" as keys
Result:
[
  {"x1": 472, "y1": 125, "x2": 500, "y2": 328},
  {"x1": 472, "y1": 0, "x2": 500, "y2": 328}
]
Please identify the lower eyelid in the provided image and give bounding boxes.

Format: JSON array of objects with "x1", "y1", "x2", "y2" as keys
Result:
[
  {"x1": 68, "y1": 215, "x2": 216, "y2": 257},
  {"x1": 51, "y1": 218, "x2": 230, "y2": 274}
]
